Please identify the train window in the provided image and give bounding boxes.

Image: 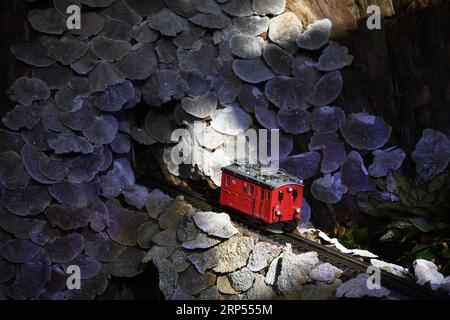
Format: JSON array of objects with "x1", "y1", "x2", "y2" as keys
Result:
[
  {"x1": 249, "y1": 185, "x2": 254, "y2": 195},
  {"x1": 278, "y1": 191, "x2": 283, "y2": 202},
  {"x1": 226, "y1": 176, "x2": 230, "y2": 186},
  {"x1": 266, "y1": 192, "x2": 270, "y2": 200},
  {"x1": 292, "y1": 189, "x2": 298, "y2": 201},
  {"x1": 260, "y1": 190, "x2": 264, "y2": 200},
  {"x1": 243, "y1": 184, "x2": 248, "y2": 193}
]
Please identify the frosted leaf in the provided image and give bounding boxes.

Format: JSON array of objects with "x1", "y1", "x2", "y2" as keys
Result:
[
  {"x1": 45, "y1": 205, "x2": 91, "y2": 230},
  {"x1": 62, "y1": 265, "x2": 109, "y2": 300},
  {"x1": 0, "y1": 209, "x2": 32, "y2": 239},
  {"x1": 60, "y1": 101, "x2": 96, "y2": 131},
  {"x1": 340, "y1": 112, "x2": 392, "y2": 150},
  {"x1": 412, "y1": 129, "x2": 450, "y2": 180},
  {"x1": 340, "y1": 151, "x2": 376, "y2": 195},
  {"x1": 277, "y1": 108, "x2": 311, "y2": 134},
  {"x1": 82, "y1": 115, "x2": 119, "y2": 144},
  {"x1": 230, "y1": 34, "x2": 264, "y2": 59},
  {"x1": 43, "y1": 36, "x2": 89, "y2": 65},
  {"x1": 84, "y1": 229, "x2": 126, "y2": 262},
  {"x1": 178, "y1": 39, "x2": 218, "y2": 76},
  {"x1": 233, "y1": 16, "x2": 269, "y2": 36},
  {"x1": 280, "y1": 151, "x2": 321, "y2": 181},
  {"x1": 193, "y1": 211, "x2": 238, "y2": 239},
  {"x1": 137, "y1": 222, "x2": 159, "y2": 249},
  {"x1": 268, "y1": 13, "x2": 302, "y2": 54},
  {"x1": 181, "y1": 92, "x2": 217, "y2": 118},
  {"x1": 102, "y1": 0, "x2": 142, "y2": 25},
  {"x1": 66, "y1": 146, "x2": 105, "y2": 183},
  {"x1": 0, "y1": 128, "x2": 24, "y2": 154},
  {"x1": 210, "y1": 105, "x2": 253, "y2": 135},
  {"x1": 122, "y1": 184, "x2": 150, "y2": 210},
  {"x1": 91, "y1": 81, "x2": 135, "y2": 112},
  {"x1": 310, "y1": 106, "x2": 345, "y2": 134},
  {"x1": 48, "y1": 131, "x2": 94, "y2": 154},
  {"x1": 316, "y1": 42, "x2": 353, "y2": 72},
  {"x1": 180, "y1": 71, "x2": 213, "y2": 97},
  {"x1": 143, "y1": 70, "x2": 188, "y2": 106},
  {"x1": 107, "y1": 247, "x2": 146, "y2": 277},
  {"x1": 117, "y1": 43, "x2": 157, "y2": 80},
  {"x1": 263, "y1": 132, "x2": 294, "y2": 161},
  {"x1": 21, "y1": 145, "x2": 59, "y2": 184},
  {"x1": 53, "y1": 0, "x2": 81, "y2": 15},
  {"x1": 152, "y1": 257, "x2": 178, "y2": 299},
  {"x1": 46, "y1": 233, "x2": 84, "y2": 263},
  {"x1": 307, "y1": 71, "x2": 343, "y2": 107},
  {"x1": 100, "y1": 145, "x2": 113, "y2": 172},
  {"x1": 8, "y1": 77, "x2": 50, "y2": 107},
  {"x1": 99, "y1": 17, "x2": 133, "y2": 41},
  {"x1": 21, "y1": 121, "x2": 58, "y2": 151},
  {"x1": 27, "y1": 219, "x2": 61, "y2": 246},
  {"x1": 263, "y1": 43, "x2": 293, "y2": 75},
  {"x1": 238, "y1": 84, "x2": 268, "y2": 113},
  {"x1": 155, "y1": 38, "x2": 178, "y2": 63},
  {"x1": 110, "y1": 132, "x2": 131, "y2": 154},
  {"x1": 131, "y1": 21, "x2": 158, "y2": 43},
  {"x1": 0, "y1": 239, "x2": 40, "y2": 263},
  {"x1": 233, "y1": 58, "x2": 274, "y2": 84},
  {"x1": 49, "y1": 180, "x2": 100, "y2": 208},
  {"x1": 145, "y1": 189, "x2": 173, "y2": 219},
  {"x1": 165, "y1": 0, "x2": 197, "y2": 17},
  {"x1": 100, "y1": 158, "x2": 135, "y2": 199},
  {"x1": 32, "y1": 64, "x2": 74, "y2": 90},
  {"x1": 39, "y1": 153, "x2": 69, "y2": 184},
  {"x1": 369, "y1": 147, "x2": 406, "y2": 178},
  {"x1": 148, "y1": 9, "x2": 188, "y2": 36},
  {"x1": 194, "y1": 123, "x2": 226, "y2": 150},
  {"x1": 255, "y1": 107, "x2": 279, "y2": 130},
  {"x1": 265, "y1": 76, "x2": 310, "y2": 109},
  {"x1": 28, "y1": 9, "x2": 65, "y2": 35},
  {"x1": 89, "y1": 198, "x2": 109, "y2": 232},
  {"x1": 0, "y1": 151, "x2": 29, "y2": 190},
  {"x1": 174, "y1": 23, "x2": 206, "y2": 49},
  {"x1": 63, "y1": 254, "x2": 101, "y2": 280},
  {"x1": 2, "y1": 104, "x2": 41, "y2": 131},
  {"x1": 106, "y1": 199, "x2": 149, "y2": 246},
  {"x1": 0, "y1": 257, "x2": 14, "y2": 284},
  {"x1": 70, "y1": 49, "x2": 98, "y2": 75},
  {"x1": 127, "y1": 0, "x2": 166, "y2": 16},
  {"x1": 10, "y1": 42, "x2": 54, "y2": 67},
  {"x1": 130, "y1": 126, "x2": 157, "y2": 145},
  {"x1": 1, "y1": 184, "x2": 51, "y2": 217},
  {"x1": 55, "y1": 77, "x2": 90, "y2": 111},
  {"x1": 222, "y1": 0, "x2": 253, "y2": 17},
  {"x1": 292, "y1": 57, "x2": 321, "y2": 91},
  {"x1": 252, "y1": 0, "x2": 286, "y2": 15},
  {"x1": 296, "y1": 19, "x2": 332, "y2": 50},
  {"x1": 211, "y1": 60, "x2": 242, "y2": 104},
  {"x1": 311, "y1": 173, "x2": 348, "y2": 204},
  {"x1": 300, "y1": 197, "x2": 311, "y2": 223},
  {"x1": 80, "y1": 0, "x2": 114, "y2": 8},
  {"x1": 189, "y1": 13, "x2": 230, "y2": 29},
  {"x1": 39, "y1": 100, "x2": 65, "y2": 132},
  {"x1": 309, "y1": 133, "x2": 346, "y2": 173},
  {"x1": 91, "y1": 36, "x2": 131, "y2": 62},
  {"x1": 70, "y1": 12, "x2": 105, "y2": 41},
  {"x1": 88, "y1": 61, "x2": 124, "y2": 92},
  {"x1": 144, "y1": 111, "x2": 177, "y2": 143}
]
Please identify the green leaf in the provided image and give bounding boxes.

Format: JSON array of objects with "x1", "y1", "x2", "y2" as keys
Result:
[
  {"x1": 442, "y1": 248, "x2": 450, "y2": 258},
  {"x1": 428, "y1": 171, "x2": 449, "y2": 193},
  {"x1": 409, "y1": 218, "x2": 435, "y2": 232},
  {"x1": 379, "y1": 229, "x2": 403, "y2": 242}
]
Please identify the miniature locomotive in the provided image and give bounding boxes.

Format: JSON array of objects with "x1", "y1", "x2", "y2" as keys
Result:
[{"x1": 219, "y1": 163, "x2": 304, "y2": 231}]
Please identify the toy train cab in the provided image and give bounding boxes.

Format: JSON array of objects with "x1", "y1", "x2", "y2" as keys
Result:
[{"x1": 220, "y1": 164, "x2": 304, "y2": 230}]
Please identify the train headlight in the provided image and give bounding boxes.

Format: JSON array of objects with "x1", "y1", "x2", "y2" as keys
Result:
[
  {"x1": 296, "y1": 208, "x2": 301, "y2": 214},
  {"x1": 288, "y1": 187, "x2": 293, "y2": 192},
  {"x1": 275, "y1": 210, "x2": 282, "y2": 216}
]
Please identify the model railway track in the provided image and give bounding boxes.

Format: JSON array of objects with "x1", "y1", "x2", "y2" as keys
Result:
[{"x1": 138, "y1": 174, "x2": 449, "y2": 300}]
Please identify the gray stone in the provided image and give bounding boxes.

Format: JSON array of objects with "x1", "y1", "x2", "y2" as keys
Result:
[
  {"x1": 153, "y1": 257, "x2": 178, "y2": 300},
  {"x1": 247, "y1": 242, "x2": 281, "y2": 272},
  {"x1": 188, "y1": 247, "x2": 219, "y2": 274},
  {"x1": 309, "y1": 263, "x2": 343, "y2": 284},
  {"x1": 193, "y1": 211, "x2": 238, "y2": 239},
  {"x1": 243, "y1": 274, "x2": 276, "y2": 300},
  {"x1": 198, "y1": 286, "x2": 220, "y2": 300},
  {"x1": 142, "y1": 246, "x2": 174, "y2": 263},
  {"x1": 299, "y1": 279, "x2": 341, "y2": 300},
  {"x1": 153, "y1": 228, "x2": 178, "y2": 248},
  {"x1": 137, "y1": 222, "x2": 160, "y2": 249},
  {"x1": 168, "y1": 249, "x2": 191, "y2": 273},
  {"x1": 171, "y1": 287, "x2": 195, "y2": 300},
  {"x1": 413, "y1": 259, "x2": 445, "y2": 291},
  {"x1": 159, "y1": 196, "x2": 192, "y2": 230},
  {"x1": 213, "y1": 236, "x2": 255, "y2": 273},
  {"x1": 217, "y1": 276, "x2": 239, "y2": 295},
  {"x1": 336, "y1": 273, "x2": 390, "y2": 298},
  {"x1": 182, "y1": 232, "x2": 222, "y2": 250},
  {"x1": 229, "y1": 267, "x2": 256, "y2": 292},
  {"x1": 177, "y1": 265, "x2": 217, "y2": 295}
]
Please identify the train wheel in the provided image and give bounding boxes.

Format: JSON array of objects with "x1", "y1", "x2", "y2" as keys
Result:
[{"x1": 282, "y1": 220, "x2": 299, "y2": 233}]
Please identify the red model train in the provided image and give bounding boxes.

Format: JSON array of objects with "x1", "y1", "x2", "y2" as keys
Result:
[{"x1": 219, "y1": 163, "x2": 304, "y2": 231}]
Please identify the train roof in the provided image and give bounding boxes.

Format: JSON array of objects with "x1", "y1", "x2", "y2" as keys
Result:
[{"x1": 222, "y1": 163, "x2": 304, "y2": 190}]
